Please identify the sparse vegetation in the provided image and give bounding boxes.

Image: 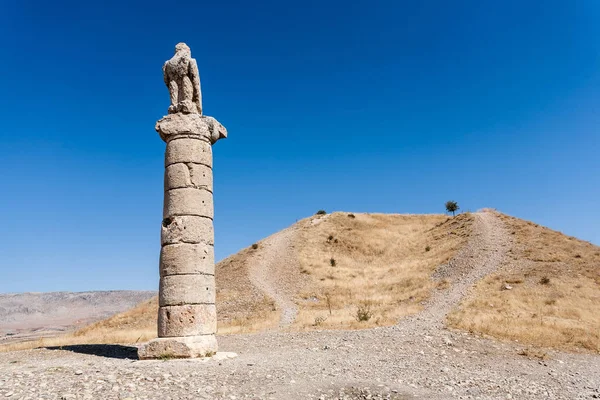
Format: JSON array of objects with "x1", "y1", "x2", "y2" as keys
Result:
[
  {"x1": 216, "y1": 249, "x2": 280, "y2": 334},
  {"x1": 436, "y1": 279, "x2": 451, "y2": 290},
  {"x1": 448, "y1": 211, "x2": 600, "y2": 353},
  {"x1": 159, "y1": 353, "x2": 177, "y2": 361},
  {"x1": 324, "y1": 292, "x2": 332, "y2": 315},
  {"x1": 504, "y1": 277, "x2": 524, "y2": 284},
  {"x1": 1, "y1": 212, "x2": 473, "y2": 352},
  {"x1": 294, "y1": 212, "x2": 472, "y2": 330},
  {"x1": 316, "y1": 210, "x2": 327, "y2": 215},
  {"x1": 12, "y1": 210, "x2": 598, "y2": 356},
  {"x1": 347, "y1": 213, "x2": 356, "y2": 218},
  {"x1": 251, "y1": 243, "x2": 259, "y2": 250},
  {"x1": 517, "y1": 347, "x2": 548, "y2": 360},
  {"x1": 0, "y1": 298, "x2": 159, "y2": 353},
  {"x1": 445, "y1": 201, "x2": 459, "y2": 216},
  {"x1": 355, "y1": 301, "x2": 373, "y2": 322}
]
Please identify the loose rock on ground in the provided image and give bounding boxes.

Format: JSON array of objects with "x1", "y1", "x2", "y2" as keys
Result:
[{"x1": 1, "y1": 211, "x2": 598, "y2": 399}]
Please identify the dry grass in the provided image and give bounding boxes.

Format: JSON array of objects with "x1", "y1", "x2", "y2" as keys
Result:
[
  {"x1": 448, "y1": 213, "x2": 600, "y2": 353},
  {"x1": 292, "y1": 212, "x2": 472, "y2": 330},
  {"x1": 213, "y1": 247, "x2": 280, "y2": 334},
  {"x1": 4, "y1": 210, "x2": 598, "y2": 355},
  {"x1": 0, "y1": 298, "x2": 158, "y2": 352},
  {"x1": 1, "y1": 212, "x2": 471, "y2": 352},
  {"x1": 0, "y1": 247, "x2": 281, "y2": 352},
  {"x1": 7, "y1": 210, "x2": 597, "y2": 355}
]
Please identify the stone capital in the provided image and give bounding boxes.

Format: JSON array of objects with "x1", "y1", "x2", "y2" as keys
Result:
[{"x1": 156, "y1": 113, "x2": 227, "y2": 145}]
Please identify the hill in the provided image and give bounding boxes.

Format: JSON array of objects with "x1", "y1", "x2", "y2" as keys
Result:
[
  {"x1": 448, "y1": 212, "x2": 600, "y2": 351},
  {"x1": 0, "y1": 291, "x2": 156, "y2": 345},
  {"x1": 2, "y1": 209, "x2": 598, "y2": 353}
]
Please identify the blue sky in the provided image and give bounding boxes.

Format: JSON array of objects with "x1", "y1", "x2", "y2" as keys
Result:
[{"x1": 0, "y1": 1, "x2": 598, "y2": 293}]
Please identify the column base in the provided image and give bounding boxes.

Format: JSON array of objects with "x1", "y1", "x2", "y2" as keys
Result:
[{"x1": 138, "y1": 334, "x2": 218, "y2": 360}]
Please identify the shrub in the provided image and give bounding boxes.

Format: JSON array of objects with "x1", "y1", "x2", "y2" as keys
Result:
[
  {"x1": 425, "y1": 245, "x2": 431, "y2": 252},
  {"x1": 437, "y1": 279, "x2": 450, "y2": 290},
  {"x1": 316, "y1": 210, "x2": 327, "y2": 215},
  {"x1": 313, "y1": 316, "x2": 327, "y2": 326},
  {"x1": 330, "y1": 258, "x2": 336, "y2": 267},
  {"x1": 445, "y1": 201, "x2": 460, "y2": 216},
  {"x1": 159, "y1": 353, "x2": 176, "y2": 361},
  {"x1": 517, "y1": 348, "x2": 548, "y2": 360},
  {"x1": 251, "y1": 243, "x2": 259, "y2": 250},
  {"x1": 539, "y1": 276, "x2": 550, "y2": 285},
  {"x1": 347, "y1": 213, "x2": 355, "y2": 218},
  {"x1": 328, "y1": 235, "x2": 334, "y2": 241},
  {"x1": 355, "y1": 301, "x2": 373, "y2": 322},
  {"x1": 324, "y1": 292, "x2": 332, "y2": 315},
  {"x1": 505, "y1": 278, "x2": 524, "y2": 284}
]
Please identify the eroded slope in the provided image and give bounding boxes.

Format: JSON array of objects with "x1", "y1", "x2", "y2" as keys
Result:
[{"x1": 448, "y1": 212, "x2": 600, "y2": 352}]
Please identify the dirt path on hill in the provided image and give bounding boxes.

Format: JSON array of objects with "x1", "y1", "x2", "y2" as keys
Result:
[
  {"x1": 409, "y1": 209, "x2": 512, "y2": 329},
  {"x1": 2, "y1": 210, "x2": 599, "y2": 399},
  {"x1": 246, "y1": 209, "x2": 511, "y2": 331},
  {"x1": 247, "y1": 225, "x2": 304, "y2": 327}
]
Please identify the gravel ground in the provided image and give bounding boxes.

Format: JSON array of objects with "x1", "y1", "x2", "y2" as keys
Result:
[
  {"x1": 247, "y1": 225, "x2": 305, "y2": 327},
  {"x1": 1, "y1": 210, "x2": 598, "y2": 399},
  {"x1": 424, "y1": 209, "x2": 512, "y2": 327}
]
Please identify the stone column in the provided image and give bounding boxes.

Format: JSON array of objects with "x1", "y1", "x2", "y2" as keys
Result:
[{"x1": 139, "y1": 44, "x2": 227, "y2": 360}]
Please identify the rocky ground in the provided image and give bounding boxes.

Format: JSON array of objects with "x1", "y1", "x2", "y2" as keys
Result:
[
  {"x1": 247, "y1": 224, "x2": 306, "y2": 327},
  {"x1": 1, "y1": 327, "x2": 598, "y2": 399},
  {"x1": 1, "y1": 211, "x2": 598, "y2": 399}
]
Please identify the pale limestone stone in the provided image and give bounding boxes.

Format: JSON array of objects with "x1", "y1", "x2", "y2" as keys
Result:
[
  {"x1": 165, "y1": 163, "x2": 212, "y2": 191},
  {"x1": 159, "y1": 274, "x2": 215, "y2": 306},
  {"x1": 165, "y1": 137, "x2": 212, "y2": 167},
  {"x1": 138, "y1": 335, "x2": 218, "y2": 359},
  {"x1": 160, "y1": 243, "x2": 215, "y2": 276},
  {"x1": 211, "y1": 352, "x2": 238, "y2": 361},
  {"x1": 163, "y1": 43, "x2": 202, "y2": 115},
  {"x1": 164, "y1": 163, "x2": 190, "y2": 189},
  {"x1": 139, "y1": 43, "x2": 226, "y2": 360},
  {"x1": 157, "y1": 114, "x2": 228, "y2": 144},
  {"x1": 188, "y1": 163, "x2": 212, "y2": 190},
  {"x1": 163, "y1": 187, "x2": 213, "y2": 218},
  {"x1": 161, "y1": 215, "x2": 214, "y2": 246},
  {"x1": 204, "y1": 116, "x2": 228, "y2": 144},
  {"x1": 158, "y1": 304, "x2": 217, "y2": 337},
  {"x1": 157, "y1": 113, "x2": 210, "y2": 140}
]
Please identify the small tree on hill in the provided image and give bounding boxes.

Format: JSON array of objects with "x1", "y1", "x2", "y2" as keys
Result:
[{"x1": 445, "y1": 201, "x2": 459, "y2": 216}]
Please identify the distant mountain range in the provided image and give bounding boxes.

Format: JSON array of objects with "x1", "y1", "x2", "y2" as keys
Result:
[{"x1": 0, "y1": 290, "x2": 156, "y2": 344}]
